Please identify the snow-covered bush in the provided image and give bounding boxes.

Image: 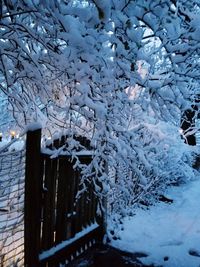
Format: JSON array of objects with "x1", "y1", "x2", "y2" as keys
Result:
[{"x1": 108, "y1": 119, "x2": 197, "y2": 214}]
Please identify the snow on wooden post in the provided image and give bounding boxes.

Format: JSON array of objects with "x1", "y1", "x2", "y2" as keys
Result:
[{"x1": 24, "y1": 124, "x2": 42, "y2": 267}]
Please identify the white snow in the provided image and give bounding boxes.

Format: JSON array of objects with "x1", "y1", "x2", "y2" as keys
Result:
[
  {"x1": 0, "y1": 138, "x2": 25, "y2": 153},
  {"x1": 39, "y1": 223, "x2": 99, "y2": 261},
  {"x1": 41, "y1": 147, "x2": 94, "y2": 157},
  {"x1": 25, "y1": 122, "x2": 42, "y2": 132},
  {"x1": 111, "y1": 177, "x2": 200, "y2": 267}
]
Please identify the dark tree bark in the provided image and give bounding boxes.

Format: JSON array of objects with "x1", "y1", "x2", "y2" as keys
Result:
[{"x1": 181, "y1": 105, "x2": 198, "y2": 146}]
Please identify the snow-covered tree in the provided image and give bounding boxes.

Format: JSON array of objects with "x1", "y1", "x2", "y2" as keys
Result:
[{"x1": 1, "y1": 0, "x2": 200, "y2": 235}]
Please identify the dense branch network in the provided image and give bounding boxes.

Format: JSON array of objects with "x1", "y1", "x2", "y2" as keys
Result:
[{"x1": 0, "y1": 0, "x2": 199, "y2": 223}]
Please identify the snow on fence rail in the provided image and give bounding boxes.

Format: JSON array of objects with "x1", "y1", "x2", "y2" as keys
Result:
[{"x1": 0, "y1": 141, "x2": 25, "y2": 267}]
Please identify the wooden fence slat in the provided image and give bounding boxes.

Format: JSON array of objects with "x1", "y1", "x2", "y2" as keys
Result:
[
  {"x1": 67, "y1": 164, "x2": 76, "y2": 239},
  {"x1": 85, "y1": 189, "x2": 90, "y2": 227},
  {"x1": 55, "y1": 159, "x2": 72, "y2": 243},
  {"x1": 42, "y1": 158, "x2": 57, "y2": 250},
  {"x1": 92, "y1": 189, "x2": 97, "y2": 224},
  {"x1": 87, "y1": 183, "x2": 93, "y2": 224},
  {"x1": 78, "y1": 156, "x2": 91, "y2": 230},
  {"x1": 71, "y1": 170, "x2": 79, "y2": 236},
  {"x1": 74, "y1": 172, "x2": 82, "y2": 234},
  {"x1": 25, "y1": 128, "x2": 42, "y2": 267}
]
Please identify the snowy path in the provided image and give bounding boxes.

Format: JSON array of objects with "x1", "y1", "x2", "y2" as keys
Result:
[{"x1": 111, "y1": 178, "x2": 200, "y2": 267}]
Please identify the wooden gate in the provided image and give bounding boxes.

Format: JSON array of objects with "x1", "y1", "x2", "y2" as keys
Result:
[{"x1": 24, "y1": 128, "x2": 104, "y2": 267}]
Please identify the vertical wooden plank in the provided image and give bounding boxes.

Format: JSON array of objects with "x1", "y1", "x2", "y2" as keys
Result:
[
  {"x1": 84, "y1": 187, "x2": 90, "y2": 227},
  {"x1": 80, "y1": 159, "x2": 88, "y2": 229},
  {"x1": 55, "y1": 158, "x2": 70, "y2": 243},
  {"x1": 24, "y1": 128, "x2": 42, "y2": 267},
  {"x1": 82, "y1": 156, "x2": 92, "y2": 227},
  {"x1": 42, "y1": 158, "x2": 57, "y2": 250},
  {"x1": 74, "y1": 172, "x2": 82, "y2": 234},
  {"x1": 67, "y1": 163, "x2": 76, "y2": 239},
  {"x1": 91, "y1": 185, "x2": 97, "y2": 224},
  {"x1": 80, "y1": 189, "x2": 87, "y2": 229},
  {"x1": 100, "y1": 161, "x2": 108, "y2": 241},
  {"x1": 60, "y1": 135, "x2": 66, "y2": 147},
  {"x1": 87, "y1": 182, "x2": 93, "y2": 225},
  {"x1": 72, "y1": 160, "x2": 80, "y2": 238}
]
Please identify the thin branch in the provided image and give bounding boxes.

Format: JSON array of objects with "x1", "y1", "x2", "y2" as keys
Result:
[{"x1": 1, "y1": 10, "x2": 38, "y2": 20}]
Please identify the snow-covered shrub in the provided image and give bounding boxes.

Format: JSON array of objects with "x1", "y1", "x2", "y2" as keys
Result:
[{"x1": 107, "y1": 119, "x2": 197, "y2": 213}]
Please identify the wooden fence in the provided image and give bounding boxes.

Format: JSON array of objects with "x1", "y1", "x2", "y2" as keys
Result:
[{"x1": 24, "y1": 128, "x2": 104, "y2": 267}]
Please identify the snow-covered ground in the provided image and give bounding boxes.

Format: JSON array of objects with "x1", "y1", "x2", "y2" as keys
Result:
[{"x1": 111, "y1": 176, "x2": 200, "y2": 267}]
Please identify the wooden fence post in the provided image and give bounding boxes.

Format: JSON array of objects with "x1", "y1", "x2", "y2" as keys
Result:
[
  {"x1": 96, "y1": 160, "x2": 108, "y2": 242},
  {"x1": 24, "y1": 127, "x2": 42, "y2": 267}
]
